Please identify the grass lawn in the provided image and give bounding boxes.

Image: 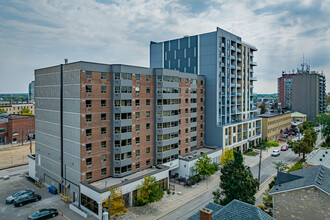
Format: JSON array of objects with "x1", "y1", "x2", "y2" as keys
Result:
[
  {"x1": 287, "y1": 160, "x2": 304, "y2": 172},
  {"x1": 244, "y1": 151, "x2": 258, "y2": 156}
]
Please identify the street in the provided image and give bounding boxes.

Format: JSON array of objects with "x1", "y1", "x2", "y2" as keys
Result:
[{"x1": 159, "y1": 148, "x2": 299, "y2": 220}]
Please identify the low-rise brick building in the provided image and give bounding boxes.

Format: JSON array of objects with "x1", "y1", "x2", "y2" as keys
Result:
[
  {"x1": 0, "y1": 114, "x2": 35, "y2": 144},
  {"x1": 270, "y1": 165, "x2": 330, "y2": 220},
  {"x1": 260, "y1": 111, "x2": 291, "y2": 141}
]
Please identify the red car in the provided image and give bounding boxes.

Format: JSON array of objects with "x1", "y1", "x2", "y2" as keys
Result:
[{"x1": 281, "y1": 145, "x2": 288, "y2": 151}]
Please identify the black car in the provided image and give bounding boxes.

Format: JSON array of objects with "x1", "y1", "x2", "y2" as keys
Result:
[
  {"x1": 27, "y1": 208, "x2": 58, "y2": 220},
  {"x1": 14, "y1": 194, "x2": 41, "y2": 207},
  {"x1": 6, "y1": 190, "x2": 34, "y2": 204}
]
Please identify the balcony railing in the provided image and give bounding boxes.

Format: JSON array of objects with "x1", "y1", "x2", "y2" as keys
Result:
[
  {"x1": 231, "y1": 65, "x2": 236, "y2": 69},
  {"x1": 251, "y1": 77, "x2": 257, "y2": 81},
  {"x1": 237, "y1": 75, "x2": 242, "y2": 79},
  {"x1": 237, "y1": 66, "x2": 242, "y2": 70},
  {"x1": 231, "y1": 46, "x2": 236, "y2": 51},
  {"x1": 250, "y1": 61, "x2": 257, "y2": 66},
  {"x1": 237, "y1": 57, "x2": 242, "y2": 62},
  {"x1": 237, "y1": 48, "x2": 242, "y2": 53},
  {"x1": 237, "y1": 92, "x2": 242, "y2": 96},
  {"x1": 230, "y1": 55, "x2": 236, "y2": 60}
]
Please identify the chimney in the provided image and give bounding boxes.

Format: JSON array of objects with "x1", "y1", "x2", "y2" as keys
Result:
[
  {"x1": 200, "y1": 207, "x2": 213, "y2": 220},
  {"x1": 64, "y1": 59, "x2": 68, "y2": 64}
]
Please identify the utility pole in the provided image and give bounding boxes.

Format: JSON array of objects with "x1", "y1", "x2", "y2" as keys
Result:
[
  {"x1": 257, "y1": 148, "x2": 262, "y2": 190},
  {"x1": 21, "y1": 129, "x2": 24, "y2": 145}
]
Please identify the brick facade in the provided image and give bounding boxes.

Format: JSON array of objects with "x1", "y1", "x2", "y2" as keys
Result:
[{"x1": 273, "y1": 187, "x2": 330, "y2": 220}]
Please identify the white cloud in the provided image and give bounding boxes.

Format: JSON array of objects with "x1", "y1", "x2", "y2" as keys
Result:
[{"x1": 0, "y1": 0, "x2": 329, "y2": 93}]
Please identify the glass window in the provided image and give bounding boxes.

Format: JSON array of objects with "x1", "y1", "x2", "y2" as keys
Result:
[
  {"x1": 136, "y1": 87, "x2": 140, "y2": 93},
  {"x1": 101, "y1": 141, "x2": 106, "y2": 148},
  {"x1": 101, "y1": 168, "x2": 106, "y2": 176},
  {"x1": 86, "y1": 172, "x2": 92, "y2": 180},
  {"x1": 136, "y1": 150, "x2": 140, "y2": 156},
  {"x1": 136, "y1": 137, "x2": 140, "y2": 144},
  {"x1": 86, "y1": 115, "x2": 92, "y2": 122},
  {"x1": 136, "y1": 100, "x2": 140, "y2": 106},
  {"x1": 86, "y1": 71, "x2": 92, "y2": 79},
  {"x1": 146, "y1": 111, "x2": 151, "y2": 118},
  {"x1": 146, "y1": 159, "x2": 150, "y2": 166},
  {"x1": 146, "y1": 87, "x2": 151, "y2": 93},
  {"x1": 146, "y1": 147, "x2": 150, "y2": 153},
  {"x1": 86, "y1": 85, "x2": 92, "y2": 93},
  {"x1": 101, "y1": 100, "x2": 106, "y2": 107},
  {"x1": 86, "y1": 129, "x2": 92, "y2": 136},
  {"x1": 101, "y1": 72, "x2": 106, "y2": 79},
  {"x1": 135, "y1": 112, "x2": 140, "y2": 119},
  {"x1": 101, "y1": 154, "x2": 107, "y2": 162},
  {"x1": 136, "y1": 125, "x2": 140, "y2": 131},
  {"x1": 101, "y1": 113, "x2": 106, "y2": 121},
  {"x1": 146, "y1": 123, "x2": 150, "y2": 129},
  {"x1": 86, "y1": 158, "x2": 92, "y2": 166},
  {"x1": 146, "y1": 135, "x2": 150, "y2": 142},
  {"x1": 101, "y1": 86, "x2": 106, "y2": 93},
  {"x1": 146, "y1": 99, "x2": 151, "y2": 105},
  {"x1": 101, "y1": 127, "x2": 106, "y2": 134},
  {"x1": 136, "y1": 74, "x2": 140, "y2": 80},
  {"x1": 86, "y1": 143, "x2": 92, "y2": 151},
  {"x1": 136, "y1": 162, "x2": 140, "y2": 169},
  {"x1": 146, "y1": 75, "x2": 151, "y2": 81}
]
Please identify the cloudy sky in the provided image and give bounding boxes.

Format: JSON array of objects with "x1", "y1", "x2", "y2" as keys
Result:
[{"x1": 0, "y1": 0, "x2": 329, "y2": 94}]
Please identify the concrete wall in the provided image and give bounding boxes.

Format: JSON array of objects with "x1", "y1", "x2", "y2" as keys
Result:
[{"x1": 273, "y1": 187, "x2": 330, "y2": 220}]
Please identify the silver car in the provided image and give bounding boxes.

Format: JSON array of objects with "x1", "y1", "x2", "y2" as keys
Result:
[
  {"x1": 271, "y1": 150, "x2": 280, "y2": 157},
  {"x1": 5, "y1": 190, "x2": 34, "y2": 204}
]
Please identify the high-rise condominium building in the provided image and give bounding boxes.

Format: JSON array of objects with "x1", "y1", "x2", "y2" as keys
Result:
[
  {"x1": 34, "y1": 61, "x2": 205, "y2": 216},
  {"x1": 28, "y1": 81, "x2": 35, "y2": 101},
  {"x1": 150, "y1": 27, "x2": 262, "y2": 151},
  {"x1": 278, "y1": 65, "x2": 327, "y2": 122}
]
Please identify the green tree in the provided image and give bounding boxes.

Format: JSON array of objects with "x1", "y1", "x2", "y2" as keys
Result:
[
  {"x1": 270, "y1": 102, "x2": 278, "y2": 110},
  {"x1": 213, "y1": 151, "x2": 259, "y2": 205},
  {"x1": 0, "y1": 109, "x2": 7, "y2": 113},
  {"x1": 258, "y1": 102, "x2": 267, "y2": 114},
  {"x1": 302, "y1": 121, "x2": 313, "y2": 131},
  {"x1": 272, "y1": 161, "x2": 288, "y2": 172},
  {"x1": 195, "y1": 154, "x2": 216, "y2": 179},
  {"x1": 136, "y1": 176, "x2": 164, "y2": 206},
  {"x1": 315, "y1": 113, "x2": 330, "y2": 145},
  {"x1": 102, "y1": 187, "x2": 127, "y2": 217},
  {"x1": 220, "y1": 148, "x2": 234, "y2": 165},
  {"x1": 21, "y1": 108, "x2": 32, "y2": 115},
  {"x1": 292, "y1": 140, "x2": 302, "y2": 157}
]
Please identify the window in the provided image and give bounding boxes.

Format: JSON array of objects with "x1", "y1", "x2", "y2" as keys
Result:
[
  {"x1": 101, "y1": 86, "x2": 106, "y2": 93},
  {"x1": 136, "y1": 162, "x2": 140, "y2": 169},
  {"x1": 86, "y1": 71, "x2": 92, "y2": 79},
  {"x1": 86, "y1": 100, "x2": 92, "y2": 108},
  {"x1": 146, "y1": 75, "x2": 151, "y2": 81},
  {"x1": 136, "y1": 125, "x2": 140, "y2": 131},
  {"x1": 185, "y1": 78, "x2": 189, "y2": 84},
  {"x1": 86, "y1": 85, "x2": 92, "y2": 93},
  {"x1": 185, "y1": 108, "x2": 188, "y2": 114},
  {"x1": 146, "y1": 135, "x2": 150, "y2": 142},
  {"x1": 185, "y1": 138, "x2": 188, "y2": 144},
  {"x1": 136, "y1": 87, "x2": 140, "y2": 93},
  {"x1": 185, "y1": 148, "x2": 188, "y2": 153},
  {"x1": 86, "y1": 143, "x2": 92, "y2": 151},
  {"x1": 146, "y1": 111, "x2": 151, "y2": 118},
  {"x1": 101, "y1": 100, "x2": 106, "y2": 107},
  {"x1": 146, "y1": 159, "x2": 151, "y2": 166},
  {"x1": 101, "y1": 141, "x2": 106, "y2": 148},
  {"x1": 86, "y1": 172, "x2": 92, "y2": 180},
  {"x1": 101, "y1": 72, "x2": 106, "y2": 79},
  {"x1": 201, "y1": 133, "x2": 204, "y2": 138},
  {"x1": 146, "y1": 87, "x2": 151, "y2": 93},
  {"x1": 136, "y1": 137, "x2": 140, "y2": 144},
  {"x1": 136, "y1": 100, "x2": 140, "y2": 106},
  {"x1": 101, "y1": 154, "x2": 107, "y2": 162},
  {"x1": 136, "y1": 74, "x2": 140, "y2": 80},
  {"x1": 101, "y1": 113, "x2": 106, "y2": 121},
  {"x1": 101, "y1": 168, "x2": 106, "y2": 176},
  {"x1": 86, "y1": 129, "x2": 92, "y2": 137},
  {"x1": 185, "y1": 88, "x2": 189, "y2": 94},
  {"x1": 185, "y1": 128, "x2": 188, "y2": 134},
  {"x1": 101, "y1": 127, "x2": 106, "y2": 134},
  {"x1": 86, "y1": 115, "x2": 92, "y2": 122},
  {"x1": 86, "y1": 158, "x2": 92, "y2": 166},
  {"x1": 185, "y1": 98, "x2": 189, "y2": 104},
  {"x1": 146, "y1": 123, "x2": 150, "y2": 130},
  {"x1": 136, "y1": 150, "x2": 140, "y2": 156},
  {"x1": 201, "y1": 98, "x2": 204, "y2": 102},
  {"x1": 135, "y1": 112, "x2": 140, "y2": 119},
  {"x1": 146, "y1": 99, "x2": 151, "y2": 105},
  {"x1": 146, "y1": 147, "x2": 150, "y2": 153},
  {"x1": 185, "y1": 118, "x2": 188, "y2": 124}
]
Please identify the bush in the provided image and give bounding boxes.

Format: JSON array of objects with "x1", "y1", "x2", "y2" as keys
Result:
[
  {"x1": 244, "y1": 151, "x2": 258, "y2": 156},
  {"x1": 257, "y1": 205, "x2": 265, "y2": 210},
  {"x1": 287, "y1": 160, "x2": 304, "y2": 172},
  {"x1": 166, "y1": 189, "x2": 171, "y2": 195}
]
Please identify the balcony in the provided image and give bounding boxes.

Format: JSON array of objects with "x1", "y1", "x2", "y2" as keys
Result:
[
  {"x1": 250, "y1": 53, "x2": 254, "y2": 57},
  {"x1": 237, "y1": 109, "x2": 242, "y2": 113},
  {"x1": 237, "y1": 92, "x2": 242, "y2": 96},
  {"x1": 237, "y1": 101, "x2": 242, "y2": 105},
  {"x1": 250, "y1": 61, "x2": 257, "y2": 66},
  {"x1": 237, "y1": 84, "x2": 242, "y2": 88},
  {"x1": 231, "y1": 74, "x2": 236, "y2": 78},
  {"x1": 231, "y1": 84, "x2": 236, "y2": 87},
  {"x1": 237, "y1": 48, "x2": 242, "y2": 53},
  {"x1": 231, "y1": 92, "x2": 236, "y2": 96},
  {"x1": 250, "y1": 69, "x2": 254, "y2": 73},
  {"x1": 221, "y1": 52, "x2": 225, "y2": 57},
  {"x1": 237, "y1": 66, "x2": 242, "y2": 71},
  {"x1": 237, "y1": 57, "x2": 242, "y2": 62},
  {"x1": 231, "y1": 46, "x2": 236, "y2": 51},
  {"x1": 237, "y1": 75, "x2": 242, "y2": 79},
  {"x1": 251, "y1": 77, "x2": 257, "y2": 81},
  {"x1": 230, "y1": 55, "x2": 236, "y2": 60},
  {"x1": 221, "y1": 42, "x2": 225, "y2": 47},
  {"x1": 231, "y1": 65, "x2": 236, "y2": 69}
]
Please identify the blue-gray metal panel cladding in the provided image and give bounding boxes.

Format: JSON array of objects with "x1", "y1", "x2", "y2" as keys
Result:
[{"x1": 150, "y1": 42, "x2": 163, "y2": 68}]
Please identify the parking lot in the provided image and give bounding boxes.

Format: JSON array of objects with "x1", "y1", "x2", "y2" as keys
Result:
[{"x1": 0, "y1": 173, "x2": 96, "y2": 220}]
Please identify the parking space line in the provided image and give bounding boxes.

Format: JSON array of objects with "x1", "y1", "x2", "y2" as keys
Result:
[{"x1": 43, "y1": 200, "x2": 71, "y2": 220}]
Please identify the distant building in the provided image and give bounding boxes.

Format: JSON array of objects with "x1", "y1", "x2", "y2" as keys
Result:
[
  {"x1": 188, "y1": 200, "x2": 273, "y2": 220},
  {"x1": 260, "y1": 111, "x2": 291, "y2": 141},
  {"x1": 0, "y1": 114, "x2": 35, "y2": 144},
  {"x1": 150, "y1": 27, "x2": 262, "y2": 151},
  {"x1": 291, "y1": 111, "x2": 307, "y2": 123},
  {"x1": 278, "y1": 65, "x2": 326, "y2": 122},
  {"x1": 28, "y1": 81, "x2": 35, "y2": 101},
  {"x1": 270, "y1": 165, "x2": 330, "y2": 220},
  {"x1": 0, "y1": 103, "x2": 35, "y2": 115}
]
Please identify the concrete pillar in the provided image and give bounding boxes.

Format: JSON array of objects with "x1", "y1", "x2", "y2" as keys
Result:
[
  {"x1": 129, "y1": 191, "x2": 133, "y2": 207},
  {"x1": 98, "y1": 202, "x2": 103, "y2": 220}
]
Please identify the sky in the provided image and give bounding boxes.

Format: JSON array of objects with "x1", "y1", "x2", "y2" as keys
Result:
[{"x1": 0, "y1": 0, "x2": 329, "y2": 94}]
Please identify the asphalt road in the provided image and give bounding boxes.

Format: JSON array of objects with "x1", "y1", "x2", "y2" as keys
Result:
[{"x1": 160, "y1": 149, "x2": 299, "y2": 220}]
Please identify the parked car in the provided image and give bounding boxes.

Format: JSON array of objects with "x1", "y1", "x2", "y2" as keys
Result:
[
  {"x1": 281, "y1": 145, "x2": 288, "y2": 151},
  {"x1": 27, "y1": 208, "x2": 58, "y2": 220},
  {"x1": 6, "y1": 190, "x2": 34, "y2": 204},
  {"x1": 271, "y1": 150, "x2": 280, "y2": 157},
  {"x1": 245, "y1": 166, "x2": 251, "y2": 173},
  {"x1": 14, "y1": 194, "x2": 41, "y2": 207}
]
